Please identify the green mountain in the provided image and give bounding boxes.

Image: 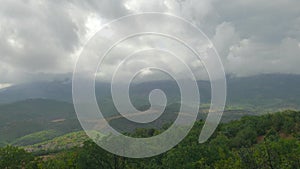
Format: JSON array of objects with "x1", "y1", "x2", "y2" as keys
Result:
[{"x1": 0, "y1": 99, "x2": 81, "y2": 146}]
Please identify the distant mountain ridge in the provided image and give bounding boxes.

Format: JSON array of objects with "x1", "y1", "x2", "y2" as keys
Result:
[
  {"x1": 1, "y1": 74, "x2": 300, "y2": 147},
  {"x1": 0, "y1": 74, "x2": 299, "y2": 109}
]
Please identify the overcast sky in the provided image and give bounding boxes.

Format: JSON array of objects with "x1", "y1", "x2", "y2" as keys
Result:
[{"x1": 0, "y1": 0, "x2": 300, "y2": 85}]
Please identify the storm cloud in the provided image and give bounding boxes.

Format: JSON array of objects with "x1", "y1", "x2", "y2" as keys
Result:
[{"x1": 0, "y1": 0, "x2": 299, "y2": 84}]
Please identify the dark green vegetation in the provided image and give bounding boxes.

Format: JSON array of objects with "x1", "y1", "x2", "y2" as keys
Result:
[
  {"x1": 0, "y1": 99, "x2": 81, "y2": 146},
  {"x1": 1, "y1": 110, "x2": 299, "y2": 169},
  {"x1": 24, "y1": 131, "x2": 90, "y2": 153},
  {"x1": 226, "y1": 74, "x2": 300, "y2": 112},
  {"x1": 0, "y1": 99, "x2": 254, "y2": 148}
]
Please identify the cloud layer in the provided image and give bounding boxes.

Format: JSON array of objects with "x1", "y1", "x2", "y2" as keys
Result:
[{"x1": 0, "y1": 0, "x2": 299, "y2": 83}]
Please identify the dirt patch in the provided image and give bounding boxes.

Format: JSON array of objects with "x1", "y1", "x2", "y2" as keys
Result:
[{"x1": 51, "y1": 119, "x2": 66, "y2": 123}]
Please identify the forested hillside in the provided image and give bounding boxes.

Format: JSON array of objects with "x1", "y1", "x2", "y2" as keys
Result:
[
  {"x1": 0, "y1": 99, "x2": 80, "y2": 146},
  {"x1": 1, "y1": 110, "x2": 299, "y2": 169},
  {"x1": 0, "y1": 99, "x2": 254, "y2": 148}
]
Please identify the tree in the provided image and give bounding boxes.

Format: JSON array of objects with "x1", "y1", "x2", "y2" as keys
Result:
[
  {"x1": 76, "y1": 140, "x2": 125, "y2": 169},
  {"x1": 37, "y1": 149, "x2": 78, "y2": 169},
  {"x1": 0, "y1": 145, "x2": 37, "y2": 169},
  {"x1": 231, "y1": 127, "x2": 257, "y2": 148}
]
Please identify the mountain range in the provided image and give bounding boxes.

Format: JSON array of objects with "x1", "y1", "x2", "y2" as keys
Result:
[{"x1": 1, "y1": 74, "x2": 300, "y2": 147}]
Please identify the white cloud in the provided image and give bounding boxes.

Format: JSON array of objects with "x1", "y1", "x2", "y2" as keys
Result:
[
  {"x1": 212, "y1": 22, "x2": 239, "y2": 58},
  {"x1": 0, "y1": 83, "x2": 12, "y2": 90},
  {"x1": 0, "y1": 0, "x2": 299, "y2": 83}
]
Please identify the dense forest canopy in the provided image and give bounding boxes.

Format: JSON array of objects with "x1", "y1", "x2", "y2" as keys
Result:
[{"x1": 1, "y1": 110, "x2": 299, "y2": 169}]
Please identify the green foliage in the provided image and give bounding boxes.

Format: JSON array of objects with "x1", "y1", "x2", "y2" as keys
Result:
[
  {"x1": 231, "y1": 127, "x2": 257, "y2": 148},
  {"x1": 12, "y1": 130, "x2": 62, "y2": 146},
  {"x1": 0, "y1": 145, "x2": 37, "y2": 169},
  {"x1": 0, "y1": 99, "x2": 80, "y2": 145},
  {"x1": 25, "y1": 131, "x2": 90, "y2": 153},
  {"x1": 37, "y1": 149, "x2": 79, "y2": 169},
  {"x1": 77, "y1": 140, "x2": 126, "y2": 169},
  {"x1": 1, "y1": 110, "x2": 300, "y2": 169}
]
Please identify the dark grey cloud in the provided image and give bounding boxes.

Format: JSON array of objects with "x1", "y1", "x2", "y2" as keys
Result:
[
  {"x1": 0, "y1": 0, "x2": 130, "y2": 83},
  {"x1": 0, "y1": 0, "x2": 299, "y2": 84},
  {"x1": 0, "y1": 0, "x2": 80, "y2": 82}
]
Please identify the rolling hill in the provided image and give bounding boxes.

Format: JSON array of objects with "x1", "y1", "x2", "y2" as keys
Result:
[
  {"x1": 1, "y1": 74, "x2": 300, "y2": 147},
  {"x1": 0, "y1": 99, "x2": 81, "y2": 146}
]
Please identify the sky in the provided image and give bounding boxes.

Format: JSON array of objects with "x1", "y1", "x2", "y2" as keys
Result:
[{"x1": 0, "y1": 0, "x2": 300, "y2": 85}]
